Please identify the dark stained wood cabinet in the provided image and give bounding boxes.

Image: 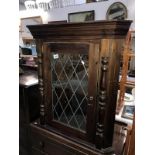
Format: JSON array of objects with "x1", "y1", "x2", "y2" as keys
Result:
[
  {"x1": 19, "y1": 70, "x2": 40, "y2": 155},
  {"x1": 27, "y1": 20, "x2": 131, "y2": 155}
]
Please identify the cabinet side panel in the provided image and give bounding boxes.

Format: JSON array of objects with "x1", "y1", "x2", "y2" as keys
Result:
[{"x1": 99, "y1": 39, "x2": 124, "y2": 148}]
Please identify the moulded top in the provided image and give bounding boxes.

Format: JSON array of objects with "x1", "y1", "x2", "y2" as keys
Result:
[{"x1": 27, "y1": 20, "x2": 132, "y2": 41}]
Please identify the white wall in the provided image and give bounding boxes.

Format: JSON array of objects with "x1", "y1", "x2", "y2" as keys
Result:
[
  {"x1": 19, "y1": 10, "x2": 48, "y2": 24},
  {"x1": 19, "y1": 0, "x2": 135, "y2": 29},
  {"x1": 127, "y1": 0, "x2": 135, "y2": 30},
  {"x1": 47, "y1": 0, "x2": 134, "y2": 29}
]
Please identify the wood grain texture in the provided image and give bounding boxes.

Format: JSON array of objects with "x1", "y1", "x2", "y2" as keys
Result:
[
  {"x1": 99, "y1": 39, "x2": 124, "y2": 148},
  {"x1": 117, "y1": 31, "x2": 135, "y2": 113},
  {"x1": 28, "y1": 20, "x2": 132, "y2": 41},
  {"x1": 95, "y1": 57, "x2": 109, "y2": 149},
  {"x1": 123, "y1": 116, "x2": 135, "y2": 155},
  {"x1": 30, "y1": 123, "x2": 114, "y2": 155},
  {"x1": 87, "y1": 43, "x2": 99, "y2": 143},
  {"x1": 35, "y1": 39, "x2": 45, "y2": 125},
  {"x1": 19, "y1": 71, "x2": 40, "y2": 155}
]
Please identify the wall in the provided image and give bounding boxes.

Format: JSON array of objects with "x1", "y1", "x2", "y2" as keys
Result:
[
  {"x1": 127, "y1": 0, "x2": 135, "y2": 30},
  {"x1": 19, "y1": 0, "x2": 135, "y2": 29}
]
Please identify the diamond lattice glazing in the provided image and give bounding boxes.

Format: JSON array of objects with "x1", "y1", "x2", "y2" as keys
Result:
[{"x1": 51, "y1": 53, "x2": 88, "y2": 131}]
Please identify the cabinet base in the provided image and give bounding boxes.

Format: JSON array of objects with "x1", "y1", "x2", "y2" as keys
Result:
[{"x1": 30, "y1": 122, "x2": 115, "y2": 155}]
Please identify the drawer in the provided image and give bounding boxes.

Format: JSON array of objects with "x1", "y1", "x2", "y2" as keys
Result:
[
  {"x1": 30, "y1": 131, "x2": 87, "y2": 155},
  {"x1": 30, "y1": 124, "x2": 115, "y2": 155}
]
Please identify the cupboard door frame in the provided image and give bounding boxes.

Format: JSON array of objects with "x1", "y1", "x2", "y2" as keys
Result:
[{"x1": 42, "y1": 42, "x2": 99, "y2": 142}]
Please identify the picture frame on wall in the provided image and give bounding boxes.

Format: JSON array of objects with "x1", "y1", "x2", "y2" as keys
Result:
[
  {"x1": 121, "y1": 105, "x2": 135, "y2": 120},
  {"x1": 106, "y1": 2, "x2": 127, "y2": 20},
  {"x1": 68, "y1": 10, "x2": 95, "y2": 23},
  {"x1": 86, "y1": 0, "x2": 108, "y2": 2}
]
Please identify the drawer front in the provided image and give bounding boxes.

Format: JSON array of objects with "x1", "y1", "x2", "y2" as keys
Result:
[{"x1": 31, "y1": 131, "x2": 87, "y2": 155}]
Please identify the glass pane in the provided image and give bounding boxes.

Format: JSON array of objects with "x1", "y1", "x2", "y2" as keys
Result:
[{"x1": 51, "y1": 53, "x2": 88, "y2": 131}]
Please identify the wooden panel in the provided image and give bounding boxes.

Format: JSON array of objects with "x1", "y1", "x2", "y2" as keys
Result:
[
  {"x1": 30, "y1": 123, "x2": 114, "y2": 155},
  {"x1": 47, "y1": 120, "x2": 87, "y2": 141},
  {"x1": 19, "y1": 75, "x2": 40, "y2": 155},
  {"x1": 99, "y1": 39, "x2": 124, "y2": 148},
  {"x1": 124, "y1": 117, "x2": 135, "y2": 155},
  {"x1": 87, "y1": 43, "x2": 99, "y2": 142},
  {"x1": 42, "y1": 43, "x2": 53, "y2": 123},
  {"x1": 31, "y1": 132, "x2": 87, "y2": 155},
  {"x1": 48, "y1": 42, "x2": 89, "y2": 54},
  {"x1": 128, "y1": 121, "x2": 135, "y2": 155},
  {"x1": 35, "y1": 39, "x2": 45, "y2": 124}
]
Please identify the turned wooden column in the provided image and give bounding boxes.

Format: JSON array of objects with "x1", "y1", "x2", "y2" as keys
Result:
[
  {"x1": 96, "y1": 57, "x2": 109, "y2": 149},
  {"x1": 36, "y1": 39, "x2": 45, "y2": 125},
  {"x1": 95, "y1": 38, "x2": 124, "y2": 149}
]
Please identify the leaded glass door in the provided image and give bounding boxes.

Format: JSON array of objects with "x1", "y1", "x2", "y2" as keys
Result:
[
  {"x1": 44, "y1": 43, "x2": 98, "y2": 141},
  {"x1": 51, "y1": 52, "x2": 88, "y2": 131}
]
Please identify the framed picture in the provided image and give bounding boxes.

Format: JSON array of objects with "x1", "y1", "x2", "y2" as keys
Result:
[
  {"x1": 86, "y1": 0, "x2": 108, "y2": 3},
  {"x1": 20, "y1": 16, "x2": 42, "y2": 39},
  {"x1": 106, "y1": 2, "x2": 127, "y2": 20},
  {"x1": 68, "y1": 10, "x2": 95, "y2": 22},
  {"x1": 121, "y1": 105, "x2": 135, "y2": 120},
  {"x1": 86, "y1": 0, "x2": 97, "y2": 2}
]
